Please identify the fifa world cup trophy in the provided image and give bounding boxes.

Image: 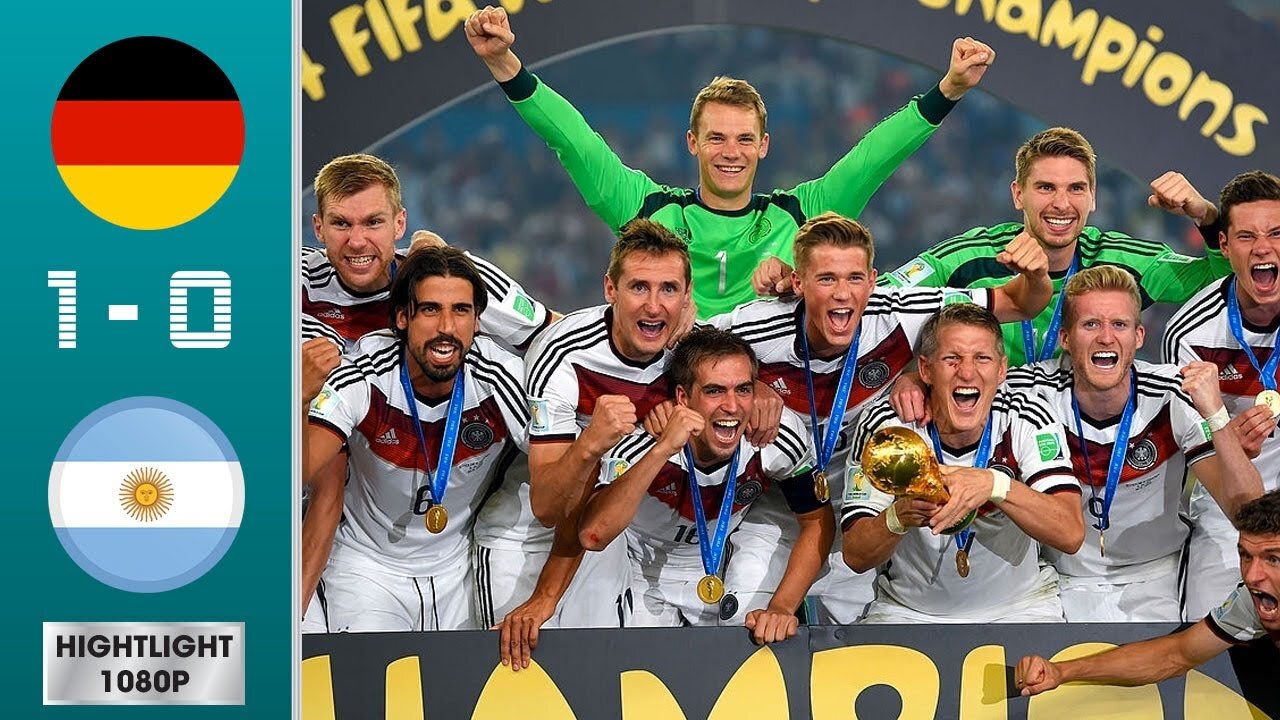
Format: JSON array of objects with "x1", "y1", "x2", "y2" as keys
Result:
[{"x1": 859, "y1": 427, "x2": 976, "y2": 534}]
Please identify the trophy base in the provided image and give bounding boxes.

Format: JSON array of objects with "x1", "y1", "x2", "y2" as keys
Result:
[{"x1": 939, "y1": 509, "x2": 977, "y2": 535}]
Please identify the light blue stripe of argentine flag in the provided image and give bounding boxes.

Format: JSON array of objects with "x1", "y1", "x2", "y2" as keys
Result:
[{"x1": 54, "y1": 396, "x2": 238, "y2": 462}]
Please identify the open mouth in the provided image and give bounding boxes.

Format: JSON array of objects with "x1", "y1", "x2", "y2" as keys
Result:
[
  {"x1": 1252, "y1": 587, "x2": 1279, "y2": 623},
  {"x1": 714, "y1": 164, "x2": 745, "y2": 177},
  {"x1": 1043, "y1": 216, "x2": 1076, "y2": 234},
  {"x1": 1091, "y1": 351, "x2": 1119, "y2": 370},
  {"x1": 426, "y1": 339, "x2": 460, "y2": 365},
  {"x1": 710, "y1": 418, "x2": 741, "y2": 444},
  {"x1": 346, "y1": 255, "x2": 377, "y2": 270},
  {"x1": 637, "y1": 320, "x2": 666, "y2": 341},
  {"x1": 952, "y1": 387, "x2": 980, "y2": 412},
  {"x1": 1251, "y1": 263, "x2": 1278, "y2": 294},
  {"x1": 828, "y1": 308, "x2": 854, "y2": 334}
]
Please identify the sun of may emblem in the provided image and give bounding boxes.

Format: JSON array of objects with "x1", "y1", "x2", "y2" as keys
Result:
[{"x1": 119, "y1": 466, "x2": 174, "y2": 522}]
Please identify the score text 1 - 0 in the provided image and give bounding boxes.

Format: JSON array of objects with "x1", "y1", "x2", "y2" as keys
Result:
[{"x1": 48, "y1": 271, "x2": 231, "y2": 349}]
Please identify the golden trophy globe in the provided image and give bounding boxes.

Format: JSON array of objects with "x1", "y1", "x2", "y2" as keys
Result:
[{"x1": 859, "y1": 427, "x2": 976, "y2": 534}]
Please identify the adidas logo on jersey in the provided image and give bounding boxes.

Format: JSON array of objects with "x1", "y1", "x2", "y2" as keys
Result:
[
  {"x1": 770, "y1": 378, "x2": 790, "y2": 396},
  {"x1": 317, "y1": 307, "x2": 345, "y2": 320},
  {"x1": 1220, "y1": 364, "x2": 1243, "y2": 382},
  {"x1": 375, "y1": 428, "x2": 399, "y2": 445},
  {"x1": 656, "y1": 481, "x2": 678, "y2": 497}
]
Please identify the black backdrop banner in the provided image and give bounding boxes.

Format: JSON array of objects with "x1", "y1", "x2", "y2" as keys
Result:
[
  {"x1": 302, "y1": 0, "x2": 1278, "y2": 195},
  {"x1": 302, "y1": 624, "x2": 1279, "y2": 718}
]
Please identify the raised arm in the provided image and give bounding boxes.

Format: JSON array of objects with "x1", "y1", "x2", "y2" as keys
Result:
[
  {"x1": 989, "y1": 230, "x2": 1053, "y2": 322},
  {"x1": 1180, "y1": 361, "x2": 1264, "y2": 520},
  {"x1": 529, "y1": 395, "x2": 637, "y2": 527}
]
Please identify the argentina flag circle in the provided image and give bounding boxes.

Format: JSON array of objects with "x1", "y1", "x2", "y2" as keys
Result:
[{"x1": 49, "y1": 397, "x2": 243, "y2": 593}]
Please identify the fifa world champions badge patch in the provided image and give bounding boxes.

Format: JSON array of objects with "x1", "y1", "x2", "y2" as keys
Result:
[
  {"x1": 529, "y1": 398, "x2": 550, "y2": 433},
  {"x1": 48, "y1": 397, "x2": 244, "y2": 593}
]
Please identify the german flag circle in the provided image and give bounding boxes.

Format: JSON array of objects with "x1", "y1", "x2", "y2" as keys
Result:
[{"x1": 52, "y1": 37, "x2": 244, "y2": 231}]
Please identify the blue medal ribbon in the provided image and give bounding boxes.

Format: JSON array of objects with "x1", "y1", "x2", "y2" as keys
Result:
[
  {"x1": 799, "y1": 305, "x2": 861, "y2": 473},
  {"x1": 1021, "y1": 254, "x2": 1079, "y2": 363},
  {"x1": 683, "y1": 443, "x2": 741, "y2": 581},
  {"x1": 928, "y1": 416, "x2": 993, "y2": 554},
  {"x1": 1071, "y1": 368, "x2": 1137, "y2": 534},
  {"x1": 1226, "y1": 277, "x2": 1280, "y2": 392},
  {"x1": 399, "y1": 347, "x2": 467, "y2": 512}
]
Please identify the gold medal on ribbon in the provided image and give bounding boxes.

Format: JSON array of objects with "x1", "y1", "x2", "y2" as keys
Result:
[
  {"x1": 697, "y1": 574, "x2": 725, "y2": 604},
  {"x1": 1256, "y1": 389, "x2": 1280, "y2": 417},
  {"x1": 955, "y1": 548, "x2": 971, "y2": 578},
  {"x1": 425, "y1": 505, "x2": 449, "y2": 534},
  {"x1": 814, "y1": 470, "x2": 830, "y2": 503}
]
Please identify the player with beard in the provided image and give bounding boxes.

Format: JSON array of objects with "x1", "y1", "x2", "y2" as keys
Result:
[
  {"x1": 1015, "y1": 490, "x2": 1280, "y2": 710},
  {"x1": 304, "y1": 247, "x2": 530, "y2": 631},
  {"x1": 843, "y1": 304, "x2": 1084, "y2": 623},
  {"x1": 301, "y1": 155, "x2": 554, "y2": 630},
  {"x1": 875, "y1": 128, "x2": 1231, "y2": 368},
  {"x1": 465, "y1": 5, "x2": 994, "y2": 319},
  {"x1": 693, "y1": 212, "x2": 1049, "y2": 625},
  {"x1": 1164, "y1": 171, "x2": 1280, "y2": 620},
  {"x1": 578, "y1": 328, "x2": 832, "y2": 641},
  {"x1": 1005, "y1": 266, "x2": 1261, "y2": 621}
]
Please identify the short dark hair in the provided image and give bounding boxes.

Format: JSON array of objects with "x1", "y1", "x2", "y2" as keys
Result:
[
  {"x1": 668, "y1": 327, "x2": 758, "y2": 393},
  {"x1": 1236, "y1": 490, "x2": 1280, "y2": 537},
  {"x1": 793, "y1": 212, "x2": 875, "y2": 273},
  {"x1": 607, "y1": 219, "x2": 691, "y2": 287},
  {"x1": 1220, "y1": 170, "x2": 1280, "y2": 230},
  {"x1": 916, "y1": 303, "x2": 1005, "y2": 359},
  {"x1": 388, "y1": 246, "x2": 488, "y2": 337}
]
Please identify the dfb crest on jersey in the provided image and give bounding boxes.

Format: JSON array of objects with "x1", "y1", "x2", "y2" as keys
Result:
[
  {"x1": 990, "y1": 463, "x2": 1016, "y2": 481},
  {"x1": 748, "y1": 217, "x2": 772, "y2": 245},
  {"x1": 1126, "y1": 438, "x2": 1158, "y2": 471},
  {"x1": 461, "y1": 421, "x2": 494, "y2": 450},
  {"x1": 858, "y1": 360, "x2": 891, "y2": 389},
  {"x1": 734, "y1": 479, "x2": 763, "y2": 506}
]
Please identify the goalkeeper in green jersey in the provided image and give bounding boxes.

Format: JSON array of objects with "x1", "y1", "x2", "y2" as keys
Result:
[{"x1": 465, "y1": 5, "x2": 993, "y2": 319}]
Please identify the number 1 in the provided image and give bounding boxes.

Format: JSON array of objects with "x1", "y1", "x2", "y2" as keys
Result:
[
  {"x1": 715, "y1": 250, "x2": 727, "y2": 295},
  {"x1": 48, "y1": 271, "x2": 77, "y2": 349}
]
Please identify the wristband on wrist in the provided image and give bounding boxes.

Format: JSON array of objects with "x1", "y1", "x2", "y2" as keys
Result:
[
  {"x1": 1205, "y1": 406, "x2": 1231, "y2": 433},
  {"x1": 989, "y1": 468, "x2": 1013, "y2": 504},
  {"x1": 884, "y1": 503, "x2": 909, "y2": 535}
]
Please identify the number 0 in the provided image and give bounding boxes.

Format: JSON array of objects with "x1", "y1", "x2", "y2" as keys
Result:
[{"x1": 170, "y1": 271, "x2": 232, "y2": 348}]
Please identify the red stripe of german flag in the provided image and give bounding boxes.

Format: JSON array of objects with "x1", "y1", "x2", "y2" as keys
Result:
[
  {"x1": 52, "y1": 37, "x2": 243, "y2": 230},
  {"x1": 53, "y1": 101, "x2": 244, "y2": 165}
]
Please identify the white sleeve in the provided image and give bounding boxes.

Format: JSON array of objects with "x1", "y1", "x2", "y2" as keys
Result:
[
  {"x1": 525, "y1": 351, "x2": 581, "y2": 442},
  {"x1": 469, "y1": 251, "x2": 552, "y2": 352},
  {"x1": 308, "y1": 362, "x2": 371, "y2": 441},
  {"x1": 1012, "y1": 399, "x2": 1078, "y2": 494}
]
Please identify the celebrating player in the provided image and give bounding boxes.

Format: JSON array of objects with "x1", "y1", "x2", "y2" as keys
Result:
[
  {"x1": 1164, "y1": 170, "x2": 1280, "y2": 620},
  {"x1": 304, "y1": 247, "x2": 530, "y2": 631},
  {"x1": 1015, "y1": 491, "x2": 1280, "y2": 699},
  {"x1": 702, "y1": 212, "x2": 1051, "y2": 624},
  {"x1": 879, "y1": 128, "x2": 1230, "y2": 366},
  {"x1": 843, "y1": 303, "x2": 1084, "y2": 623},
  {"x1": 465, "y1": 5, "x2": 993, "y2": 318},
  {"x1": 1005, "y1": 266, "x2": 1261, "y2": 621},
  {"x1": 579, "y1": 328, "x2": 833, "y2": 641}
]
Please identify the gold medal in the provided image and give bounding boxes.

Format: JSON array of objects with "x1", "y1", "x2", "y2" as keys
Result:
[
  {"x1": 1256, "y1": 389, "x2": 1280, "y2": 417},
  {"x1": 814, "y1": 470, "x2": 830, "y2": 503},
  {"x1": 955, "y1": 548, "x2": 971, "y2": 578},
  {"x1": 425, "y1": 505, "x2": 449, "y2": 534},
  {"x1": 697, "y1": 574, "x2": 725, "y2": 604}
]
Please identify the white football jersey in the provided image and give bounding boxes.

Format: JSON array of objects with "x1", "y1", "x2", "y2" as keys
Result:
[
  {"x1": 597, "y1": 411, "x2": 819, "y2": 582},
  {"x1": 709, "y1": 287, "x2": 991, "y2": 544},
  {"x1": 1206, "y1": 583, "x2": 1268, "y2": 644},
  {"x1": 301, "y1": 246, "x2": 552, "y2": 353},
  {"x1": 525, "y1": 304, "x2": 673, "y2": 443},
  {"x1": 842, "y1": 391, "x2": 1079, "y2": 618},
  {"x1": 1164, "y1": 278, "x2": 1280, "y2": 493},
  {"x1": 309, "y1": 332, "x2": 529, "y2": 576},
  {"x1": 1005, "y1": 358, "x2": 1215, "y2": 581}
]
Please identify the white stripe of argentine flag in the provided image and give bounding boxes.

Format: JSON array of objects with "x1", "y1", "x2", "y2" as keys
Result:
[{"x1": 50, "y1": 461, "x2": 243, "y2": 528}]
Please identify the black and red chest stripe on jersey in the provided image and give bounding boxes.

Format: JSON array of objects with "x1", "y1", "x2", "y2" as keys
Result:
[
  {"x1": 762, "y1": 326, "x2": 913, "y2": 416},
  {"x1": 358, "y1": 385, "x2": 509, "y2": 470},
  {"x1": 1064, "y1": 406, "x2": 1180, "y2": 487},
  {"x1": 647, "y1": 454, "x2": 769, "y2": 522},
  {"x1": 1191, "y1": 345, "x2": 1273, "y2": 397},
  {"x1": 574, "y1": 364, "x2": 673, "y2": 419},
  {"x1": 303, "y1": 292, "x2": 390, "y2": 342}
]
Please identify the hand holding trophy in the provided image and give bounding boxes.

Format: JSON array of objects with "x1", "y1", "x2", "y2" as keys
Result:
[{"x1": 859, "y1": 426, "x2": 978, "y2": 535}]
